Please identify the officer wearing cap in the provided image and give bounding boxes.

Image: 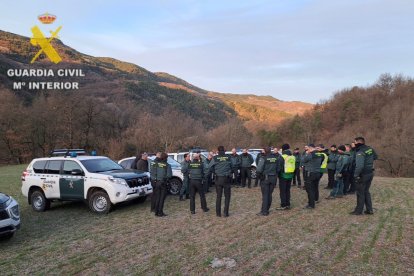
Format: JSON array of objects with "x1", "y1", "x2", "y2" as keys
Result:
[
  {"x1": 256, "y1": 147, "x2": 280, "y2": 216},
  {"x1": 209, "y1": 146, "x2": 232, "y2": 217},
  {"x1": 184, "y1": 153, "x2": 209, "y2": 214},
  {"x1": 350, "y1": 137, "x2": 377, "y2": 215},
  {"x1": 303, "y1": 144, "x2": 323, "y2": 209}
]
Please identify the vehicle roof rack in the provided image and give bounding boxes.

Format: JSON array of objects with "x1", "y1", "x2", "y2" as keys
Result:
[{"x1": 49, "y1": 149, "x2": 87, "y2": 157}]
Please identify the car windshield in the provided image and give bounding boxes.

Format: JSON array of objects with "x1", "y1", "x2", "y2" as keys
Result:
[{"x1": 81, "y1": 158, "x2": 123, "y2": 173}]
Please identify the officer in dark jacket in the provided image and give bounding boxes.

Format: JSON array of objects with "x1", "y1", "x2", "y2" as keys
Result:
[
  {"x1": 209, "y1": 146, "x2": 232, "y2": 217},
  {"x1": 203, "y1": 152, "x2": 214, "y2": 193},
  {"x1": 346, "y1": 143, "x2": 357, "y2": 194},
  {"x1": 300, "y1": 145, "x2": 309, "y2": 190},
  {"x1": 256, "y1": 147, "x2": 280, "y2": 216},
  {"x1": 150, "y1": 152, "x2": 172, "y2": 217},
  {"x1": 240, "y1": 148, "x2": 254, "y2": 188},
  {"x1": 179, "y1": 153, "x2": 190, "y2": 201},
  {"x1": 350, "y1": 137, "x2": 377, "y2": 215},
  {"x1": 229, "y1": 148, "x2": 241, "y2": 187},
  {"x1": 184, "y1": 153, "x2": 209, "y2": 214},
  {"x1": 326, "y1": 145, "x2": 339, "y2": 189},
  {"x1": 292, "y1": 148, "x2": 302, "y2": 187},
  {"x1": 254, "y1": 149, "x2": 265, "y2": 187},
  {"x1": 303, "y1": 144, "x2": 323, "y2": 209}
]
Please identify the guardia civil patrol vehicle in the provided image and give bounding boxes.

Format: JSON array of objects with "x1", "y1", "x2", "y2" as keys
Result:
[{"x1": 21, "y1": 149, "x2": 152, "y2": 214}]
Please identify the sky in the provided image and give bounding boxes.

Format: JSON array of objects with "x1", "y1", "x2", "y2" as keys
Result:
[{"x1": 1, "y1": 0, "x2": 413, "y2": 103}]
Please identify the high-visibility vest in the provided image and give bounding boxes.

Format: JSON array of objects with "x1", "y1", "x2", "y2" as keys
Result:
[
  {"x1": 282, "y1": 154, "x2": 296, "y2": 173},
  {"x1": 320, "y1": 153, "x2": 328, "y2": 169}
]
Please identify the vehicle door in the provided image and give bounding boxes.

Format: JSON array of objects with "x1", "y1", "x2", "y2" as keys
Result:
[
  {"x1": 43, "y1": 160, "x2": 63, "y2": 199},
  {"x1": 27, "y1": 160, "x2": 47, "y2": 192},
  {"x1": 59, "y1": 160, "x2": 85, "y2": 200}
]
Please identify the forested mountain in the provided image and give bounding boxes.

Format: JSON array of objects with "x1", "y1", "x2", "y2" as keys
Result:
[
  {"x1": 0, "y1": 30, "x2": 311, "y2": 163},
  {"x1": 261, "y1": 74, "x2": 414, "y2": 177}
]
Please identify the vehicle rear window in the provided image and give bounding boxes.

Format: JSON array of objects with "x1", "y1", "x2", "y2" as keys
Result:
[
  {"x1": 80, "y1": 158, "x2": 122, "y2": 173},
  {"x1": 45, "y1": 161, "x2": 62, "y2": 174},
  {"x1": 33, "y1": 160, "x2": 47, "y2": 173}
]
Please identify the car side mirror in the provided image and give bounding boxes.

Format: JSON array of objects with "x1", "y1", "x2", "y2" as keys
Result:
[{"x1": 71, "y1": 169, "x2": 84, "y2": 176}]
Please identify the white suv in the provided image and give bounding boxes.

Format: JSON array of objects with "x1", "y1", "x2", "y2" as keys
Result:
[{"x1": 21, "y1": 152, "x2": 152, "y2": 214}]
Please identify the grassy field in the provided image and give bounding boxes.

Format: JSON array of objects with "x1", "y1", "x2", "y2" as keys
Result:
[{"x1": 1, "y1": 165, "x2": 413, "y2": 275}]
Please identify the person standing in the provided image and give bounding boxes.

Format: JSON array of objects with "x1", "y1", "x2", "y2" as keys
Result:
[
  {"x1": 254, "y1": 149, "x2": 265, "y2": 187},
  {"x1": 240, "y1": 149, "x2": 254, "y2": 188},
  {"x1": 277, "y1": 144, "x2": 296, "y2": 210},
  {"x1": 303, "y1": 144, "x2": 324, "y2": 209},
  {"x1": 350, "y1": 137, "x2": 377, "y2": 215},
  {"x1": 184, "y1": 153, "x2": 209, "y2": 214},
  {"x1": 203, "y1": 152, "x2": 214, "y2": 193},
  {"x1": 326, "y1": 145, "x2": 339, "y2": 189},
  {"x1": 292, "y1": 148, "x2": 302, "y2": 187},
  {"x1": 209, "y1": 146, "x2": 232, "y2": 217},
  {"x1": 150, "y1": 152, "x2": 161, "y2": 212},
  {"x1": 179, "y1": 153, "x2": 190, "y2": 201},
  {"x1": 300, "y1": 145, "x2": 310, "y2": 190},
  {"x1": 256, "y1": 147, "x2": 279, "y2": 216},
  {"x1": 346, "y1": 143, "x2": 357, "y2": 195},
  {"x1": 326, "y1": 145, "x2": 350, "y2": 199},
  {"x1": 136, "y1": 152, "x2": 149, "y2": 172},
  {"x1": 229, "y1": 148, "x2": 241, "y2": 187},
  {"x1": 150, "y1": 152, "x2": 172, "y2": 217}
]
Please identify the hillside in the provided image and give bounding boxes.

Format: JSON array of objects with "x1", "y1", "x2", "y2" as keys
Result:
[
  {"x1": 0, "y1": 29, "x2": 312, "y2": 163},
  {"x1": 261, "y1": 74, "x2": 414, "y2": 177}
]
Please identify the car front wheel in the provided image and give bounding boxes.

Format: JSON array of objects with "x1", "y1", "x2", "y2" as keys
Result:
[
  {"x1": 168, "y1": 178, "x2": 182, "y2": 195},
  {"x1": 88, "y1": 191, "x2": 112, "y2": 214},
  {"x1": 31, "y1": 190, "x2": 50, "y2": 212}
]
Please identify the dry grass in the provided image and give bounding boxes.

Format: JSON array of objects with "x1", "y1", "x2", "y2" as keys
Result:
[{"x1": 1, "y1": 165, "x2": 413, "y2": 275}]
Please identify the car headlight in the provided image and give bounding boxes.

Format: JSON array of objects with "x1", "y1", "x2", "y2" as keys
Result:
[
  {"x1": 9, "y1": 204, "x2": 20, "y2": 221},
  {"x1": 107, "y1": 176, "x2": 128, "y2": 187}
]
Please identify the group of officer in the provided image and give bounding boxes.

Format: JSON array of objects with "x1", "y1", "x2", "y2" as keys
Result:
[{"x1": 147, "y1": 136, "x2": 377, "y2": 218}]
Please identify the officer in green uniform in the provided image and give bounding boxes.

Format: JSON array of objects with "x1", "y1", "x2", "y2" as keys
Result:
[
  {"x1": 300, "y1": 145, "x2": 310, "y2": 190},
  {"x1": 184, "y1": 153, "x2": 209, "y2": 214},
  {"x1": 346, "y1": 143, "x2": 357, "y2": 194},
  {"x1": 179, "y1": 153, "x2": 190, "y2": 201},
  {"x1": 277, "y1": 144, "x2": 295, "y2": 210},
  {"x1": 229, "y1": 148, "x2": 241, "y2": 187},
  {"x1": 256, "y1": 147, "x2": 280, "y2": 216},
  {"x1": 240, "y1": 149, "x2": 254, "y2": 188},
  {"x1": 350, "y1": 137, "x2": 377, "y2": 215},
  {"x1": 303, "y1": 144, "x2": 324, "y2": 209},
  {"x1": 203, "y1": 152, "x2": 214, "y2": 193},
  {"x1": 293, "y1": 147, "x2": 302, "y2": 187},
  {"x1": 209, "y1": 146, "x2": 232, "y2": 217},
  {"x1": 326, "y1": 145, "x2": 339, "y2": 189},
  {"x1": 150, "y1": 152, "x2": 172, "y2": 217},
  {"x1": 254, "y1": 149, "x2": 265, "y2": 187},
  {"x1": 326, "y1": 145, "x2": 350, "y2": 199}
]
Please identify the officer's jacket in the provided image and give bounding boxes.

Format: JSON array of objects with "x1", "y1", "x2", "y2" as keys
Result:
[
  {"x1": 327, "y1": 151, "x2": 339, "y2": 170},
  {"x1": 278, "y1": 150, "x2": 295, "y2": 180},
  {"x1": 303, "y1": 151, "x2": 323, "y2": 173},
  {"x1": 257, "y1": 153, "x2": 280, "y2": 176},
  {"x1": 185, "y1": 160, "x2": 204, "y2": 180},
  {"x1": 354, "y1": 144, "x2": 378, "y2": 177},
  {"x1": 240, "y1": 153, "x2": 254, "y2": 168},
  {"x1": 348, "y1": 149, "x2": 356, "y2": 172},
  {"x1": 150, "y1": 158, "x2": 172, "y2": 181},
  {"x1": 209, "y1": 153, "x2": 232, "y2": 177},
  {"x1": 229, "y1": 154, "x2": 241, "y2": 169},
  {"x1": 335, "y1": 153, "x2": 350, "y2": 175}
]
